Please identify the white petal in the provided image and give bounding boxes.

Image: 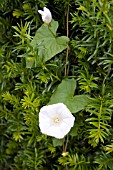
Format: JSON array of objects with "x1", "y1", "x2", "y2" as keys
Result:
[
  {"x1": 43, "y1": 16, "x2": 52, "y2": 24},
  {"x1": 42, "y1": 15, "x2": 46, "y2": 22},
  {"x1": 43, "y1": 7, "x2": 51, "y2": 16},
  {"x1": 55, "y1": 103, "x2": 67, "y2": 114},
  {"x1": 39, "y1": 114, "x2": 51, "y2": 122},
  {"x1": 62, "y1": 117, "x2": 75, "y2": 127},
  {"x1": 38, "y1": 10, "x2": 44, "y2": 15},
  {"x1": 45, "y1": 124, "x2": 66, "y2": 139},
  {"x1": 61, "y1": 109, "x2": 75, "y2": 127},
  {"x1": 39, "y1": 121, "x2": 51, "y2": 132},
  {"x1": 59, "y1": 121, "x2": 72, "y2": 136},
  {"x1": 39, "y1": 104, "x2": 57, "y2": 118}
]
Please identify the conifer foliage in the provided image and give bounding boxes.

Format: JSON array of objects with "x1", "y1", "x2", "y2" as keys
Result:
[{"x1": 1, "y1": 0, "x2": 113, "y2": 169}]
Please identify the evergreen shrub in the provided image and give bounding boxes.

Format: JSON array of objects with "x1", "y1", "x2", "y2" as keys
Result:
[{"x1": 1, "y1": 0, "x2": 113, "y2": 169}]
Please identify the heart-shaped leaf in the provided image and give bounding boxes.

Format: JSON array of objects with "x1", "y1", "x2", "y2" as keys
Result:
[
  {"x1": 49, "y1": 78, "x2": 90, "y2": 113},
  {"x1": 30, "y1": 20, "x2": 69, "y2": 62}
]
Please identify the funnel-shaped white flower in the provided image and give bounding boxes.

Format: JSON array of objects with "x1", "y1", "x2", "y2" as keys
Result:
[
  {"x1": 38, "y1": 7, "x2": 52, "y2": 24},
  {"x1": 39, "y1": 103, "x2": 75, "y2": 139}
]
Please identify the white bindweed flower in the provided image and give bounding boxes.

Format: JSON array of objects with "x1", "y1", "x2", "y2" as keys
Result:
[
  {"x1": 39, "y1": 103, "x2": 75, "y2": 139},
  {"x1": 38, "y1": 7, "x2": 52, "y2": 24}
]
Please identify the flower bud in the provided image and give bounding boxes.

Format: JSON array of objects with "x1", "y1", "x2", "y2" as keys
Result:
[{"x1": 38, "y1": 7, "x2": 52, "y2": 24}]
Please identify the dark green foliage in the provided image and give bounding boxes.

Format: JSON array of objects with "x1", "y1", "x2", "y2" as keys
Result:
[{"x1": 1, "y1": 0, "x2": 113, "y2": 169}]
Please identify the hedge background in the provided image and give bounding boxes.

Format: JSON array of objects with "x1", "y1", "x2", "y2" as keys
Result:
[{"x1": 1, "y1": 0, "x2": 113, "y2": 169}]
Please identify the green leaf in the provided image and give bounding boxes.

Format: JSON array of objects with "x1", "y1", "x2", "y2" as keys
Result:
[
  {"x1": 70, "y1": 95, "x2": 90, "y2": 113},
  {"x1": 31, "y1": 20, "x2": 69, "y2": 62},
  {"x1": 52, "y1": 138, "x2": 63, "y2": 147},
  {"x1": 49, "y1": 19, "x2": 58, "y2": 35},
  {"x1": 49, "y1": 78, "x2": 76, "y2": 105},
  {"x1": 69, "y1": 123, "x2": 80, "y2": 137},
  {"x1": 49, "y1": 78, "x2": 90, "y2": 113}
]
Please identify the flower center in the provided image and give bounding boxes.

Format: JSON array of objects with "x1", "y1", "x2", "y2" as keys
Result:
[{"x1": 54, "y1": 117, "x2": 60, "y2": 123}]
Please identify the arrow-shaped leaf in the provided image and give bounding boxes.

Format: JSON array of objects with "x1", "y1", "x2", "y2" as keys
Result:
[
  {"x1": 31, "y1": 20, "x2": 69, "y2": 62},
  {"x1": 49, "y1": 78, "x2": 90, "y2": 113}
]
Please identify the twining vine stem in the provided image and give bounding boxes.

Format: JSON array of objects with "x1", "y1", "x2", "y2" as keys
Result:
[
  {"x1": 63, "y1": 4, "x2": 70, "y2": 170},
  {"x1": 64, "y1": 5, "x2": 69, "y2": 77},
  {"x1": 63, "y1": 4, "x2": 69, "y2": 150}
]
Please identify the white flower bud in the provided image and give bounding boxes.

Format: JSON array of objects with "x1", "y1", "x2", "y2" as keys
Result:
[{"x1": 38, "y1": 7, "x2": 52, "y2": 24}]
